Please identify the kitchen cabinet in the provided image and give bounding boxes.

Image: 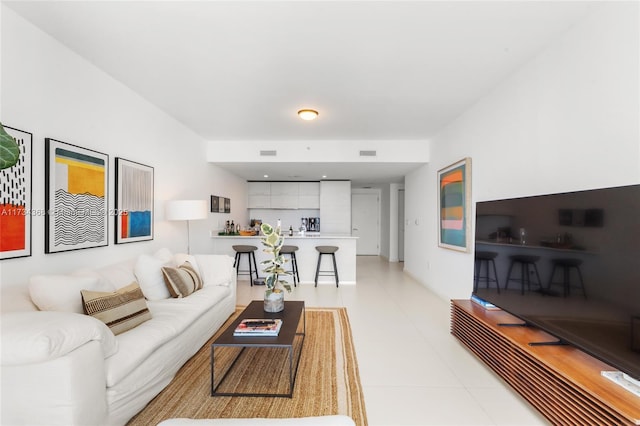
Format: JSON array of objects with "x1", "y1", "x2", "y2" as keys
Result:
[
  {"x1": 298, "y1": 182, "x2": 320, "y2": 209},
  {"x1": 247, "y1": 181, "x2": 320, "y2": 210},
  {"x1": 320, "y1": 180, "x2": 351, "y2": 234},
  {"x1": 270, "y1": 182, "x2": 299, "y2": 209},
  {"x1": 248, "y1": 182, "x2": 271, "y2": 208}
]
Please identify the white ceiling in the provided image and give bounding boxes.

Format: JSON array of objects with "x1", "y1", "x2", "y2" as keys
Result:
[{"x1": 5, "y1": 0, "x2": 596, "y2": 184}]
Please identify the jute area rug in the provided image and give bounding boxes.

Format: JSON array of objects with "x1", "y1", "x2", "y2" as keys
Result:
[{"x1": 127, "y1": 306, "x2": 367, "y2": 426}]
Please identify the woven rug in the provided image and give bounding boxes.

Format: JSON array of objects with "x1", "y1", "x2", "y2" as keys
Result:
[{"x1": 127, "y1": 307, "x2": 367, "y2": 426}]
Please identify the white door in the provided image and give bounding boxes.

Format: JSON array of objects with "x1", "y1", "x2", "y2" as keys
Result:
[
  {"x1": 398, "y1": 189, "x2": 405, "y2": 262},
  {"x1": 351, "y1": 193, "x2": 379, "y2": 255}
]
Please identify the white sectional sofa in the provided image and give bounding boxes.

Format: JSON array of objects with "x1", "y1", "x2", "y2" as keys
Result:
[{"x1": 1, "y1": 249, "x2": 237, "y2": 426}]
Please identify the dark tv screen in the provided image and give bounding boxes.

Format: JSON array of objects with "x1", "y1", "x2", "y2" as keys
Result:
[{"x1": 473, "y1": 184, "x2": 640, "y2": 380}]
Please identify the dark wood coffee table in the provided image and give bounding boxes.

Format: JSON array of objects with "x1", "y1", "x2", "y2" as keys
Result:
[{"x1": 210, "y1": 300, "x2": 305, "y2": 397}]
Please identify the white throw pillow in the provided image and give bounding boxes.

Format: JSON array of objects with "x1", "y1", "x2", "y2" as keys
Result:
[
  {"x1": 29, "y1": 275, "x2": 115, "y2": 314},
  {"x1": 154, "y1": 247, "x2": 174, "y2": 264},
  {"x1": 134, "y1": 254, "x2": 171, "y2": 300},
  {"x1": 1, "y1": 311, "x2": 118, "y2": 365},
  {"x1": 93, "y1": 259, "x2": 138, "y2": 290},
  {"x1": 173, "y1": 253, "x2": 201, "y2": 276},
  {"x1": 194, "y1": 255, "x2": 234, "y2": 287}
]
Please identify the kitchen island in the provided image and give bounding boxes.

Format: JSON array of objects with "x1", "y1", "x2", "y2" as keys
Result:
[{"x1": 211, "y1": 233, "x2": 358, "y2": 285}]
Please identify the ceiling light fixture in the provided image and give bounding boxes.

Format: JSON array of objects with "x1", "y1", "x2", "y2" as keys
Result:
[{"x1": 297, "y1": 109, "x2": 319, "y2": 121}]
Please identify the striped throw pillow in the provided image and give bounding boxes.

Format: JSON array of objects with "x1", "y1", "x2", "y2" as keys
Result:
[
  {"x1": 161, "y1": 261, "x2": 203, "y2": 298},
  {"x1": 81, "y1": 282, "x2": 151, "y2": 335}
]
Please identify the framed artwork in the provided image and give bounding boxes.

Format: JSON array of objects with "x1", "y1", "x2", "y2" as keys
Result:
[
  {"x1": 211, "y1": 195, "x2": 229, "y2": 213},
  {"x1": 438, "y1": 157, "x2": 472, "y2": 252},
  {"x1": 115, "y1": 158, "x2": 154, "y2": 244},
  {"x1": 210, "y1": 195, "x2": 219, "y2": 213},
  {"x1": 45, "y1": 138, "x2": 108, "y2": 253},
  {"x1": 0, "y1": 125, "x2": 33, "y2": 260}
]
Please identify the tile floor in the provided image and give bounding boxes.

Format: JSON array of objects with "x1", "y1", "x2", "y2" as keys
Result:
[{"x1": 236, "y1": 256, "x2": 549, "y2": 425}]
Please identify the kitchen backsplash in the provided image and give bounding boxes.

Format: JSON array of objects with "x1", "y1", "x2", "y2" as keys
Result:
[{"x1": 248, "y1": 209, "x2": 320, "y2": 232}]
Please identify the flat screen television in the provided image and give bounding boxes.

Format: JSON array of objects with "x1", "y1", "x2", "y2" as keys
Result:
[{"x1": 472, "y1": 183, "x2": 640, "y2": 381}]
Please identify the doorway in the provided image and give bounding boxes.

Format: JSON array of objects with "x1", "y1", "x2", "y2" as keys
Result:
[
  {"x1": 351, "y1": 192, "x2": 380, "y2": 255},
  {"x1": 398, "y1": 189, "x2": 405, "y2": 262}
]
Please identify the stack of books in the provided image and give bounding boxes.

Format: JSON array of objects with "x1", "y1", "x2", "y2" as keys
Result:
[
  {"x1": 233, "y1": 319, "x2": 283, "y2": 336},
  {"x1": 471, "y1": 294, "x2": 500, "y2": 310}
]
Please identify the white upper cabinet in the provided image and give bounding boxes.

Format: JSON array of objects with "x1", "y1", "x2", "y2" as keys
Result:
[
  {"x1": 298, "y1": 182, "x2": 320, "y2": 209},
  {"x1": 247, "y1": 181, "x2": 320, "y2": 210},
  {"x1": 248, "y1": 182, "x2": 271, "y2": 208},
  {"x1": 248, "y1": 182, "x2": 271, "y2": 195},
  {"x1": 270, "y1": 182, "x2": 299, "y2": 209}
]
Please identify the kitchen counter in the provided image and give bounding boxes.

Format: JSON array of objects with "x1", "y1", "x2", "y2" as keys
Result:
[
  {"x1": 212, "y1": 233, "x2": 357, "y2": 239},
  {"x1": 210, "y1": 234, "x2": 357, "y2": 284}
]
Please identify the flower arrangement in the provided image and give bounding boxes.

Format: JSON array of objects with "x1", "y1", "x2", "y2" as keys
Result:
[{"x1": 260, "y1": 222, "x2": 292, "y2": 297}]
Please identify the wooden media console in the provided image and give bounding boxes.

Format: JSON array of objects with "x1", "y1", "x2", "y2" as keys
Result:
[{"x1": 451, "y1": 299, "x2": 640, "y2": 425}]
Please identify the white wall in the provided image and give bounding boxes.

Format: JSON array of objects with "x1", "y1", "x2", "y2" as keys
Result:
[
  {"x1": 404, "y1": 2, "x2": 640, "y2": 301},
  {"x1": 0, "y1": 7, "x2": 246, "y2": 287}
]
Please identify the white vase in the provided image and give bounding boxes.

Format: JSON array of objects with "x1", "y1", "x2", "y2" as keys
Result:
[{"x1": 264, "y1": 290, "x2": 284, "y2": 313}]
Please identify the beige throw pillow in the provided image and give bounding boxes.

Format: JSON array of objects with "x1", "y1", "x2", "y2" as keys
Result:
[
  {"x1": 161, "y1": 261, "x2": 203, "y2": 298},
  {"x1": 81, "y1": 282, "x2": 151, "y2": 335}
]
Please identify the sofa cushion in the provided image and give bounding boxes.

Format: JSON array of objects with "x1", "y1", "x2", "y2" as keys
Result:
[
  {"x1": 134, "y1": 254, "x2": 172, "y2": 300},
  {"x1": 105, "y1": 285, "x2": 230, "y2": 387},
  {"x1": 1, "y1": 311, "x2": 118, "y2": 365},
  {"x1": 29, "y1": 274, "x2": 115, "y2": 314},
  {"x1": 93, "y1": 258, "x2": 138, "y2": 290},
  {"x1": 81, "y1": 282, "x2": 152, "y2": 335},
  {"x1": 194, "y1": 254, "x2": 234, "y2": 287},
  {"x1": 162, "y1": 262, "x2": 203, "y2": 298},
  {"x1": 173, "y1": 253, "x2": 201, "y2": 276},
  {"x1": 155, "y1": 247, "x2": 175, "y2": 264}
]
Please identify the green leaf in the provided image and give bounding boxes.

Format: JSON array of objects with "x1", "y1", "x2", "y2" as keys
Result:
[
  {"x1": 0, "y1": 123, "x2": 20, "y2": 170},
  {"x1": 261, "y1": 223, "x2": 273, "y2": 235},
  {"x1": 266, "y1": 232, "x2": 279, "y2": 246},
  {"x1": 265, "y1": 275, "x2": 277, "y2": 288}
]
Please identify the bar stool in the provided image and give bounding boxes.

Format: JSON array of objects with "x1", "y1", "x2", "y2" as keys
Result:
[
  {"x1": 504, "y1": 255, "x2": 542, "y2": 294},
  {"x1": 474, "y1": 251, "x2": 500, "y2": 293},
  {"x1": 232, "y1": 245, "x2": 259, "y2": 285},
  {"x1": 280, "y1": 245, "x2": 299, "y2": 287},
  {"x1": 548, "y1": 258, "x2": 587, "y2": 298},
  {"x1": 315, "y1": 246, "x2": 339, "y2": 287}
]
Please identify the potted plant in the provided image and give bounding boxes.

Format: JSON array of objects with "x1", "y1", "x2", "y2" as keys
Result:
[{"x1": 260, "y1": 222, "x2": 292, "y2": 312}]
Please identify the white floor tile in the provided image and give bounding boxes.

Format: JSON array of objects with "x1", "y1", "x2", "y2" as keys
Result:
[
  {"x1": 363, "y1": 386, "x2": 494, "y2": 425},
  {"x1": 235, "y1": 256, "x2": 548, "y2": 425}
]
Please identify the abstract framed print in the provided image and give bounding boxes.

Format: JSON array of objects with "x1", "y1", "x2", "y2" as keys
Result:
[
  {"x1": 115, "y1": 158, "x2": 154, "y2": 244},
  {"x1": 45, "y1": 138, "x2": 108, "y2": 253},
  {"x1": 210, "y1": 195, "x2": 219, "y2": 213},
  {"x1": 0, "y1": 124, "x2": 33, "y2": 259},
  {"x1": 438, "y1": 157, "x2": 472, "y2": 252}
]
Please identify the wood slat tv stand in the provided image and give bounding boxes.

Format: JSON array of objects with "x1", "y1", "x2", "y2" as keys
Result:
[{"x1": 451, "y1": 299, "x2": 640, "y2": 425}]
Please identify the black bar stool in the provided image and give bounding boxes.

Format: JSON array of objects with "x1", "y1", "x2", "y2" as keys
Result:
[
  {"x1": 504, "y1": 255, "x2": 542, "y2": 294},
  {"x1": 548, "y1": 258, "x2": 587, "y2": 298},
  {"x1": 280, "y1": 245, "x2": 299, "y2": 287},
  {"x1": 315, "y1": 246, "x2": 339, "y2": 287},
  {"x1": 232, "y1": 245, "x2": 259, "y2": 285},
  {"x1": 474, "y1": 251, "x2": 500, "y2": 293}
]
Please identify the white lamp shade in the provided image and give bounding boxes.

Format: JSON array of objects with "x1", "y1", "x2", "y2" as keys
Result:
[{"x1": 165, "y1": 200, "x2": 208, "y2": 221}]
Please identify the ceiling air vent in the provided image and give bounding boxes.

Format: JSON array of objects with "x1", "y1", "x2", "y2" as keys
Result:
[
  {"x1": 359, "y1": 150, "x2": 377, "y2": 157},
  {"x1": 260, "y1": 150, "x2": 277, "y2": 156}
]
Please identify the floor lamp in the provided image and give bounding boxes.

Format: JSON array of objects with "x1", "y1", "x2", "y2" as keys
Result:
[{"x1": 165, "y1": 200, "x2": 208, "y2": 254}]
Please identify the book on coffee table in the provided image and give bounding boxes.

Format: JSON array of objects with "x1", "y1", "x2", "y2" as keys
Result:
[{"x1": 233, "y1": 319, "x2": 283, "y2": 336}]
